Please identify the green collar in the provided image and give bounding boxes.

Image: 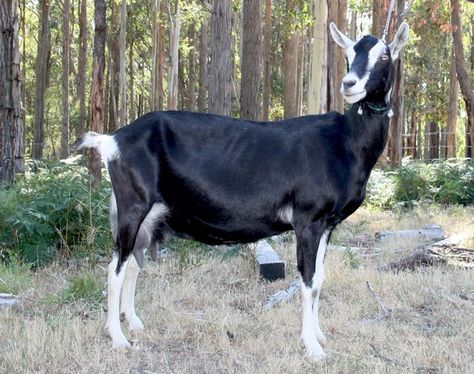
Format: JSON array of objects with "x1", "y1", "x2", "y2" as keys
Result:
[{"x1": 365, "y1": 101, "x2": 389, "y2": 114}]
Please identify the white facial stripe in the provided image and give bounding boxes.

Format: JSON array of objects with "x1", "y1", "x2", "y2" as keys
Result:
[{"x1": 367, "y1": 40, "x2": 387, "y2": 70}]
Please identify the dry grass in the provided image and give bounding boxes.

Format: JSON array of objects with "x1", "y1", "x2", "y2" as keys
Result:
[{"x1": 1, "y1": 206, "x2": 473, "y2": 373}]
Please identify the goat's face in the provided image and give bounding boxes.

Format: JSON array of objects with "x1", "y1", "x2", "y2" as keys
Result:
[{"x1": 329, "y1": 22, "x2": 409, "y2": 104}]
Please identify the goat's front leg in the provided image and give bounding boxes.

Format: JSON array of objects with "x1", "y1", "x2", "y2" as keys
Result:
[
  {"x1": 296, "y1": 224, "x2": 330, "y2": 360},
  {"x1": 105, "y1": 253, "x2": 131, "y2": 349},
  {"x1": 120, "y1": 253, "x2": 144, "y2": 332}
]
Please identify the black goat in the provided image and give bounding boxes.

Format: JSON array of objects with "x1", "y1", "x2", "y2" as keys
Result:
[{"x1": 77, "y1": 22, "x2": 409, "y2": 360}]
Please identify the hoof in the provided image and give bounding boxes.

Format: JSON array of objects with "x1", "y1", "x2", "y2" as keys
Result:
[
  {"x1": 304, "y1": 346, "x2": 327, "y2": 361},
  {"x1": 128, "y1": 314, "x2": 144, "y2": 332}
]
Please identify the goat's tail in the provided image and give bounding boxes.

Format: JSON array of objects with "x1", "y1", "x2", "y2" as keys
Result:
[{"x1": 73, "y1": 131, "x2": 120, "y2": 163}]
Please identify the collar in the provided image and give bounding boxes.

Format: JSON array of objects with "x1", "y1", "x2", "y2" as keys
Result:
[{"x1": 365, "y1": 101, "x2": 389, "y2": 114}]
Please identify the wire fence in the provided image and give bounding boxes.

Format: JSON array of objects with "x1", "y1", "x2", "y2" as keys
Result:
[{"x1": 400, "y1": 131, "x2": 472, "y2": 161}]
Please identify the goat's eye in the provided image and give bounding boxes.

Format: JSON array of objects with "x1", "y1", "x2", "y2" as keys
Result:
[{"x1": 380, "y1": 54, "x2": 389, "y2": 61}]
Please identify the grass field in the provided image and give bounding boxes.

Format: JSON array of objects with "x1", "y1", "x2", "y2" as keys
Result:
[{"x1": 1, "y1": 206, "x2": 473, "y2": 373}]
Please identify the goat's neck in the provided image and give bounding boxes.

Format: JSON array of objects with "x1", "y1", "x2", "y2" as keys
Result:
[{"x1": 345, "y1": 99, "x2": 390, "y2": 171}]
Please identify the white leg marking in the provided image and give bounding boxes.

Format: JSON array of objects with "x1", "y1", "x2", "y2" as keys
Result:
[
  {"x1": 120, "y1": 254, "x2": 144, "y2": 331},
  {"x1": 312, "y1": 231, "x2": 329, "y2": 345},
  {"x1": 105, "y1": 254, "x2": 131, "y2": 349},
  {"x1": 301, "y1": 283, "x2": 326, "y2": 360},
  {"x1": 300, "y1": 230, "x2": 330, "y2": 360}
]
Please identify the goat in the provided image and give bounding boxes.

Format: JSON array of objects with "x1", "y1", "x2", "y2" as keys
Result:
[{"x1": 76, "y1": 22, "x2": 409, "y2": 360}]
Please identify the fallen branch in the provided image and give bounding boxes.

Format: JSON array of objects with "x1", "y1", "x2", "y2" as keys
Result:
[
  {"x1": 263, "y1": 279, "x2": 300, "y2": 309},
  {"x1": 369, "y1": 344, "x2": 439, "y2": 372},
  {"x1": 378, "y1": 233, "x2": 473, "y2": 272},
  {"x1": 364, "y1": 281, "x2": 391, "y2": 323}
]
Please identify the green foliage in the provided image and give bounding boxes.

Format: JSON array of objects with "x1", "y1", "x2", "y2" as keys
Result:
[
  {"x1": 365, "y1": 160, "x2": 474, "y2": 209},
  {"x1": 343, "y1": 248, "x2": 360, "y2": 269},
  {"x1": 0, "y1": 159, "x2": 112, "y2": 267},
  {"x1": 0, "y1": 261, "x2": 32, "y2": 294},
  {"x1": 167, "y1": 237, "x2": 216, "y2": 272},
  {"x1": 393, "y1": 160, "x2": 474, "y2": 207},
  {"x1": 61, "y1": 273, "x2": 104, "y2": 304}
]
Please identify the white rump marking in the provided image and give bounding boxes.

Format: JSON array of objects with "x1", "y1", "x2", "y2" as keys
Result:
[{"x1": 79, "y1": 131, "x2": 120, "y2": 165}]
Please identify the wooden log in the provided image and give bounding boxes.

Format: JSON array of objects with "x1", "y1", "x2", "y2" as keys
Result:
[
  {"x1": 254, "y1": 240, "x2": 285, "y2": 281},
  {"x1": 375, "y1": 224, "x2": 445, "y2": 242},
  {"x1": 0, "y1": 293, "x2": 18, "y2": 307}
]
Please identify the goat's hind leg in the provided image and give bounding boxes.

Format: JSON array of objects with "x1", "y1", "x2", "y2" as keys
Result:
[
  {"x1": 120, "y1": 254, "x2": 144, "y2": 332},
  {"x1": 105, "y1": 253, "x2": 131, "y2": 349}
]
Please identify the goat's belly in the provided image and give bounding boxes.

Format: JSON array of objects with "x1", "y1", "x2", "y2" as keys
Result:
[{"x1": 166, "y1": 213, "x2": 290, "y2": 245}]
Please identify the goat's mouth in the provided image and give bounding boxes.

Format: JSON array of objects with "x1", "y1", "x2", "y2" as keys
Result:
[{"x1": 342, "y1": 90, "x2": 366, "y2": 104}]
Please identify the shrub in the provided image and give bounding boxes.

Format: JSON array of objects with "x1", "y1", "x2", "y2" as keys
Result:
[
  {"x1": 365, "y1": 160, "x2": 474, "y2": 209},
  {"x1": 0, "y1": 159, "x2": 112, "y2": 267}
]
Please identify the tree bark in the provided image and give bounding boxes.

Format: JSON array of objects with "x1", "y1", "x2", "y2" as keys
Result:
[
  {"x1": 327, "y1": 0, "x2": 346, "y2": 112},
  {"x1": 450, "y1": 0, "x2": 474, "y2": 158},
  {"x1": 240, "y1": 0, "x2": 262, "y2": 120},
  {"x1": 167, "y1": 0, "x2": 180, "y2": 110},
  {"x1": 447, "y1": 46, "x2": 458, "y2": 158},
  {"x1": 32, "y1": 0, "x2": 51, "y2": 159},
  {"x1": 0, "y1": 0, "x2": 24, "y2": 185},
  {"x1": 187, "y1": 23, "x2": 196, "y2": 111},
  {"x1": 107, "y1": 0, "x2": 119, "y2": 133},
  {"x1": 151, "y1": 0, "x2": 159, "y2": 110},
  {"x1": 209, "y1": 0, "x2": 232, "y2": 115},
  {"x1": 60, "y1": 0, "x2": 70, "y2": 159},
  {"x1": 283, "y1": 30, "x2": 299, "y2": 118},
  {"x1": 119, "y1": 0, "x2": 127, "y2": 125},
  {"x1": 198, "y1": 21, "x2": 209, "y2": 112},
  {"x1": 77, "y1": 0, "x2": 88, "y2": 138},
  {"x1": 261, "y1": 0, "x2": 272, "y2": 120},
  {"x1": 88, "y1": 0, "x2": 106, "y2": 188},
  {"x1": 307, "y1": 0, "x2": 327, "y2": 114},
  {"x1": 129, "y1": 40, "x2": 135, "y2": 120}
]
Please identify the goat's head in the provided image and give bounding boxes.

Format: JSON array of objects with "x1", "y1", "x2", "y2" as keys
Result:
[{"x1": 329, "y1": 22, "x2": 409, "y2": 105}]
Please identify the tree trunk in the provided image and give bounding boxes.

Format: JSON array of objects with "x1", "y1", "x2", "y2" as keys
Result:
[
  {"x1": 119, "y1": 0, "x2": 127, "y2": 125},
  {"x1": 107, "y1": 0, "x2": 119, "y2": 133},
  {"x1": 32, "y1": 0, "x2": 51, "y2": 159},
  {"x1": 261, "y1": 0, "x2": 272, "y2": 120},
  {"x1": 60, "y1": 0, "x2": 70, "y2": 159},
  {"x1": 198, "y1": 21, "x2": 209, "y2": 112},
  {"x1": 209, "y1": 0, "x2": 232, "y2": 115},
  {"x1": 307, "y1": 0, "x2": 327, "y2": 114},
  {"x1": 167, "y1": 0, "x2": 180, "y2": 110},
  {"x1": 240, "y1": 0, "x2": 262, "y2": 120},
  {"x1": 447, "y1": 46, "x2": 458, "y2": 158},
  {"x1": 187, "y1": 23, "x2": 196, "y2": 111},
  {"x1": 88, "y1": 0, "x2": 106, "y2": 188},
  {"x1": 129, "y1": 40, "x2": 135, "y2": 120},
  {"x1": 450, "y1": 0, "x2": 474, "y2": 158},
  {"x1": 151, "y1": 0, "x2": 159, "y2": 110},
  {"x1": 283, "y1": 30, "x2": 299, "y2": 118},
  {"x1": 430, "y1": 121, "x2": 440, "y2": 160},
  {"x1": 406, "y1": 111, "x2": 416, "y2": 159},
  {"x1": 327, "y1": 0, "x2": 346, "y2": 112},
  {"x1": 0, "y1": 0, "x2": 24, "y2": 185},
  {"x1": 77, "y1": 0, "x2": 88, "y2": 138}
]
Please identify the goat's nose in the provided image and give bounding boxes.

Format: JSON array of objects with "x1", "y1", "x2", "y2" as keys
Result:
[{"x1": 343, "y1": 79, "x2": 356, "y2": 90}]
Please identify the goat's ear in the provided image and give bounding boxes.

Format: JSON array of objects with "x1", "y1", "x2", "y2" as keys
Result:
[
  {"x1": 329, "y1": 22, "x2": 354, "y2": 50},
  {"x1": 389, "y1": 22, "x2": 409, "y2": 60}
]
